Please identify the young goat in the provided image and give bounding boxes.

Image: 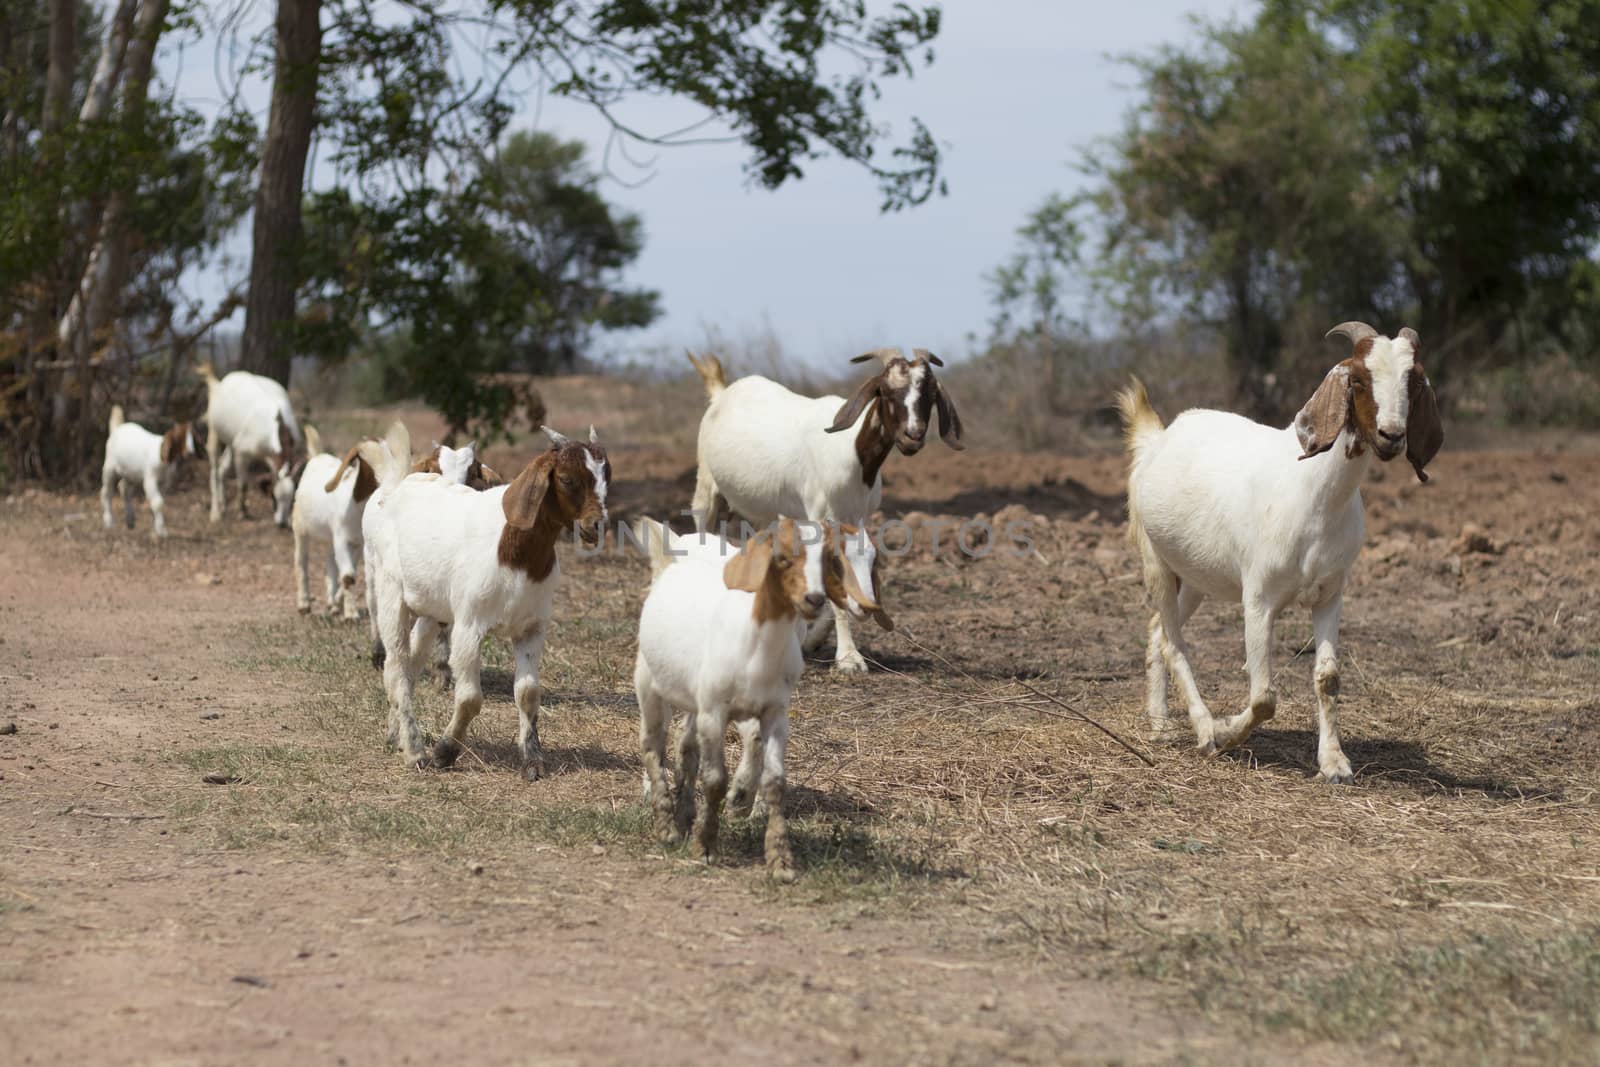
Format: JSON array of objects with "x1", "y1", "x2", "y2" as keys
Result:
[
  {"x1": 290, "y1": 426, "x2": 378, "y2": 618},
  {"x1": 198, "y1": 362, "x2": 301, "y2": 526},
  {"x1": 369, "y1": 423, "x2": 610, "y2": 778},
  {"x1": 633, "y1": 516, "x2": 892, "y2": 819},
  {"x1": 99, "y1": 406, "x2": 204, "y2": 539},
  {"x1": 1119, "y1": 322, "x2": 1443, "y2": 783},
  {"x1": 686, "y1": 347, "x2": 955, "y2": 672},
  {"x1": 636, "y1": 517, "x2": 842, "y2": 881}
]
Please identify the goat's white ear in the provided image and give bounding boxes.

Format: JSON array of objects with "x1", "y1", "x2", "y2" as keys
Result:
[
  {"x1": 1294, "y1": 364, "x2": 1352, "y2": 460},
  {"x1": 541, "y1": 425, "x2": 571, "y2": 449}
]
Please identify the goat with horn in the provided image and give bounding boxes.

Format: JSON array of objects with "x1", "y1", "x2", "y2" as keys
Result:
[
  {"x1": 684, "y1": 347, "x2": 960, "y2": 672},
  {"x1": 1117, "y1": 321, "x2": 1442, "y2": 783}
]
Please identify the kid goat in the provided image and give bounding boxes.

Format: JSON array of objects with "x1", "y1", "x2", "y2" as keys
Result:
[
  {"x1": 369, "y1": 423, "x2": 610, "y2": 778},
  {"x1": 198, "y1": 363, "x2": 302, "y2": 526},
  {"x1": 636, "y1": 517, "x2": 848, "y2": 881},
  {"x1": 99, "y1": 406, "x2": 204, "y2": 539},
  {"x1": 290, "y1": 427, "x2": 376, "y2": 618},
  {"x1": 686, "y1": 347, "x2": 954, "y2": 671},
  {"x1": 1118, "y1": 321, "x2": 1443, "y2": 783}
]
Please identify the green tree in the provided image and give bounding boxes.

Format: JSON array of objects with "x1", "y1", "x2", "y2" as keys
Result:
[
  {"x1": 298, "y1": 130, "x2": 659, "y2": 438},
  {"x1": 239, "y1": 0, "x2": 946, "y2": 386}
]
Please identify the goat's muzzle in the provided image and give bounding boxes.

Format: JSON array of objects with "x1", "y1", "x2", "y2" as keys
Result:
[
  {"x1": 895, "y1": 431, "x2": 927, "y2": 456},
  {"x1": 800, "y1": 592, "x2": 826, "y2": 620},
  {"x1": 1374, "y1": 430, "x2": 1406, "y2": 461},
  {"x1": 577, "y1": 520, "x2": 603, "y2": 547}
]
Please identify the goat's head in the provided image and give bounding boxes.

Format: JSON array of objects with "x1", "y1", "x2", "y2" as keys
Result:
[
  {"x1": 269, "y1": 413, "x2": 298, "y2": 527},
  {"x1": 435, "y1": 442, "x2": 477, "y2": 486},
  {"x1": 160, "y1": 422, "x2": 206, "y2": 465},
  {"x1": 822, "y1": 521, "x2": 894, "y2": 632},
  {"x1": 1296, "y1": 322, "x2": 1443, "y2": 482},
  {"x1": 826, "y1": 347, "x2": 964, "y2": 458},
  {"x1": 501, "y1": 425, "x2": 610, "y2": 546},
  {"x1": 723, "y1": 517, "x2": 828, "y2": 624}
]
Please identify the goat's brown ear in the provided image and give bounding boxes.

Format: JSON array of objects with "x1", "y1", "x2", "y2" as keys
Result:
[
  {"x1": 723, "y1": 534, "x2": 773, "y2": 593},
  {"x1": 160, "y1": 430, "x2": 177, "y2": 465},
  {"x1": 1406, "y1": 365, "x2": 1443, "y2": 483},
  {"x1": 352, "y1": 456, "x2": 379, "y2": 501},
  {"x1": 1294, "y1": 363, "x2": 1352, "y2": 460},
  {"x1": 501, "y1": 454, "x2": 554, "y2": 530},
  {"x1": 827, "y1": 374, "x2": 882, "y2": 434},
  {"x1": 934, "y1": 380, "x2": 964, "y2": 450},
  {"x1": 476, "y1": 462, "x2": 505, "y2": 487},
  {"x1": 277, "y1": 413, "x2": 294, "y2": 458}
]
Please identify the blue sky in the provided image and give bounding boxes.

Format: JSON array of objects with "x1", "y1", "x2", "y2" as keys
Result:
[{"x1": 163, "y1": 1, "x2": 1249, "y2": 370}]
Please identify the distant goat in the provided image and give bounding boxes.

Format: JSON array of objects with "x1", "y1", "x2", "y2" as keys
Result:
[
  {"x1": 687, "y1": 347, "x2": 954, "y2": 671},
  {"x1": 198, "y1": 363, "x2": 301, "y2": 526},
  {"x1": 1118, "y1": 321, "x2": 1443, "y2": 783},
  {"x1": 289, "y1": 427, "x2": 377, "y2": 618},
  {"x1": 99, "y1": 406, "x2": 204, "y2": 539}
]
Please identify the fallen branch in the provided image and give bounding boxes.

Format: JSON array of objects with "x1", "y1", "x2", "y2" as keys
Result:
[{"x1": 65, "y1": 809, "x2": 165, "y2": 820}]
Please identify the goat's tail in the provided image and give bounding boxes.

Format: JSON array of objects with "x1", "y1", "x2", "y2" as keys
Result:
[
  {"x1": 686, "y1": 351, "x2": 727, "y2": 400},
  {"x1": 633, "y1": 517, "x2": 675, "y2": 579},
  {"x1": 196, "y1": 361, "x2": 219, "y2": 387},
  {"x1": 376, "y1": 421, "x2": 412, "y2": 494},
  {"x1": 107, "y1": 404, "x2": 124, "y2": 433},
  {"x1": 303, "y1": 424, "x2": 324, "y2": 458},
  {"x1": 1115, "y1": 376, "x2": 1164, "y2": 467}
]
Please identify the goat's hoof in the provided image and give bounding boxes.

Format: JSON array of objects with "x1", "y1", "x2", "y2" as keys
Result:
[
  {"x1": 297, "y1": 604, "x2": 312, "y2": 616},
  {"x1": 432, "y1": 737, "x2": 464, "y2": 769},
  {"x1": 1319, "y1": 759, "x2": 1355, "y2": 785},
  {"x1": 725, "y1": 788, "x2": 755, "y2": 818},
  {"x1": 370, "y1": 646, "x2": 386, "y2": 671},
  {"x1": 406, "y1": 754, "x2": 435, "y2": 772},
  {"x1": 1196, "y1": 738, "x2": 1219, "y2": 757},
  {"x1": 436, "y1": 669, "x2": 454, "y2": 691},
  {"x1": 521, "y1": 757, "x2": 546, "y2": 782},
  {"x1": 832, "y1": 652, "x2": 868, "y2": 675},
  {"x1": 1147, "y1": 723, "x2": 1184, "y2": 745},
  {"x1": 767, "y1": 860, "x2": 797, "y2": 884}
]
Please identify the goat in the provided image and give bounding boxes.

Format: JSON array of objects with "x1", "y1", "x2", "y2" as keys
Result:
[
  {"x1": 635, "y1": 517, "x2": 836, "y2": 881},
  {"x1": 1118, "y1": 321, "x2": 1443, "y2": 783},
  {"x1": 686, "y1": 347, "x2": 956, "y2": 672},
  {"x1": 290, "y1": 426, "x2": 377, "y2": 618},
  {"x1": 197, "y1": 362, "x2": 301, "y2": 526},
  {"x1": 99, "y1": 406, "x2": 204, "y2": 539},
  {"x1": 633, "y1": 516, "x2": 891, "y2": 819},
  {"x1": 412, "y1": 442, "x2": 504, "y2": 490},
  {"x1": 369, "y1": 422, "x2": 610, "y2": 778}
]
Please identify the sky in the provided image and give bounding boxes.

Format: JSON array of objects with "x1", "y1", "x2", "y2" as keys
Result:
[{"x1": 162, "y1": 0, "x2": 1250, "y2": 371}]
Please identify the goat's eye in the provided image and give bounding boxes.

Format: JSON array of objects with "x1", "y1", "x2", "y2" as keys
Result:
[
  {"x1": 560, "y1": 475, "x2": 576, "y2": 487},
  {"x1": 775, "y1": 557, "x2": 792, "y2": 570}
]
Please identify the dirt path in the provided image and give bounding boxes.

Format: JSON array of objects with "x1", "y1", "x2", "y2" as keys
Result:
[{"x1": 0, "y1": 494, "x2": 1289, "y2": 1067}]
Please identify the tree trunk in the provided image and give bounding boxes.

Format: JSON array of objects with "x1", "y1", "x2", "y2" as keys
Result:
[
  {"x1": 240, "y1": 0, "x2": 323, "y2": 385},
  {"x1": 79, "y1": 0, "x2": 137, "y2": 126},
  {"x1": 43, "y1": 0, "x2": 75, "y2": 134}
]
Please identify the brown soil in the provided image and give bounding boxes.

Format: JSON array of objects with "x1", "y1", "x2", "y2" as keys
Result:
[{"x1": 3, "y1": 397, "x2": 1598, "y2": 1065}]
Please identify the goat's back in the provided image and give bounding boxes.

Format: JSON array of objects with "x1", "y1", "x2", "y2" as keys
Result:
[{"x1": 207, "y1": 371, "x2": 299, "y2": 453}]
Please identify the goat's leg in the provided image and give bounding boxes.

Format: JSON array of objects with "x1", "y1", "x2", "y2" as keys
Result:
[
  {"x1": 1149, "y1": 571, "x2": 1216, "y2": 752},
  {"x1": 672, "y1": 710, "x2": 701, "y2": 843},
  {"x1": 689, "y1": 706, "x2": 729, "y2": 860},
  {"x1": 100, "y1": 467, "x2": 116, "y2": 530},
  {"x1": 726, "y1": 719, "x2": 764, "y2": 817},
  {"x1": 208, "y1": 433, "x2": 224, "y2": 522},
  {"x1": 292, "y1": 529, "x2": 313, "y2": 612},
  {"x1": 690, "y1": 468, "x2": 720, "y2": 534},
  {"x1": 434, "y1": 624, "x2": 454, "y2": 690},
  {"x1": 431, "y1": 624, "x2": 486, "y2": 771},
  {"x1": 801, "y1": 607, "x2": 832, "y2": 654},
  {"x1": 1311, "y1": 592, "x2": 1353, "y2": 784},
  {"x1": 377, "y1": 583, "x2": 426, "y2": 767},
  {"x1": 233, "y1": 447, "x2": 251, "y2": 519},
  {"x1": 119, "y1": 479, "x2": 135, "y2": 529},
  {"x1": 829, "y1": 609, "x2": 867, "y2": 674},
  {"x1": 511, "y1": 624, "x2": 549, "y2": 781},
  {"x1": 1145, "y1": 613, "x2": 1178, "y2": 742},
  {"x1": 409, "y1": 617, "x2": 442, "y2": 684},
  {"x1": 636, "y1": 668, "x2": 678, "y2": 844},
  {"x1": 758, "y1": 710, "x2": 795, "y2": 882},
  {"x1": 322, "y1": 548, "x2": 340, "y2": 615},
  {"x1": 1213, "y1": 592, "x2": 1277, "y2": 752},
  {"x1": 144, "y1": 475, "x2": 166, "y2": 539},
  {"x1": 365, "y1": 545, "x2": 385, "y2": 669}
]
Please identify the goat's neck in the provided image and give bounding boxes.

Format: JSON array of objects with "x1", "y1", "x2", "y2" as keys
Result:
[
  {"x1": 1303, "y1": 428, "x2": 1372, "y2": 515},
  {"x1": 852, "y1": 403, "x2": 895, "y2": 489}
]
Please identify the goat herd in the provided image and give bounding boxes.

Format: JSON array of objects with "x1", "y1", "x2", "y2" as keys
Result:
[{"x1": 96, "y1": 322, "x2": 1441, "y2": 880}]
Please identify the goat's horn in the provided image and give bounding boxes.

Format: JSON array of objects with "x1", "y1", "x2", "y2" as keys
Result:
[
  {"x1": 911, "y1": 347, "x2": 944, "y2": 367},
  {"x1": 1398, "y1": 327, "x2": 1420, "y2": 349},
  {"x1": 541, "y1": 425, "x2": 572, "y2": 448},
  {"x1": 1325, "y1": 321, "x2": 1379, "y2": 345},
  {"x1": 588, "y1": 424, "x2": 599, "y2": 444},
  {"x1": 849, "y1": 347, "x2": 904, "y2": 366}
]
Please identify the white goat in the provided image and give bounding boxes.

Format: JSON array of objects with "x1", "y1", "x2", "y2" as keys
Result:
[
  {"x1": 686, "y1": 348, "x2": 952, "y2": 671},
  {"x1": 1118, "y1": 322, "x2": 1443, "y2": 783},
  {"x1": 633, "y1": 516, "x2": 890, "y2": 819},
  {"x1": 369, "y1": 423, "x2": 610, "y2": 778},
  {"x1": 198, "y1": 362, "x2": 301, "y2": 526},
  {"x1": 99, "y1": 406, "x2": 204, "y2": 539},
  {"x1": 290, "y1": 426, "x2": 377, "y2": 618},
  {"x1": 635, "y1": 517, "x2": 833, "y2": 881}
]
